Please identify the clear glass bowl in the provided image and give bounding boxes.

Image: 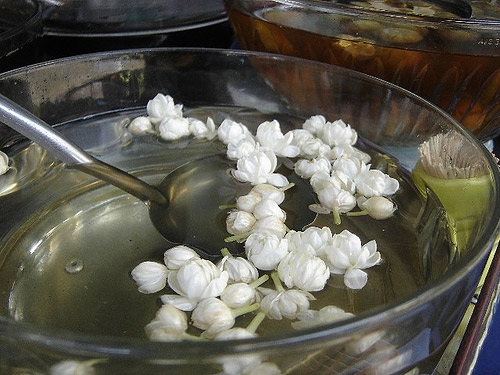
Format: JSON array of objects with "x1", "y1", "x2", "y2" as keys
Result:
[
  {"x1": 39, "y1": 0, "x2": 227, "y2": 36},
  {"x1": 0, "y1": 49, "x2": 499, "y2": 375},
  {"x1": 225, "y1": 0, "x2": 500, "y2": 140}
]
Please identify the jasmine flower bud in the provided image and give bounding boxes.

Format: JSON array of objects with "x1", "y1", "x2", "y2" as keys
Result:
[
  {"x1": 215, "y1": 327, "x2": 257, "y2": 340},
  {"x1": 189, "y1": 117, "x2": 217, "y2": 140},
  {"x1": 256, "y1": 120, "x2": 300, "y2": 158},
  {"x1": 167, "y1": 258, "x2": 229, "y2": 306},
  {"x1": 357, "y1": 196, "x2": 396, "y2": 220},
  {"x1": 251, "y1": 216, "x2": 288, "y2": 238},
  {"x1": 244, "y1": 362, "x2": 282, "y2": 375},
  {"x1": 131, "y1": 261, "x2": 169, "y2": 294},
  {"x1": 291, "y1": 305, "x2": 355, "y2": 329},
  {"x1": 245, "y1": 233, "x2": 289, "y2": 271},
  {"x1": 251, "y1": 184, "x2": 286, "y2": 205},
  {"x1": 164, "y1": 245, "x2": 200, "y2": 270},
  {"x1": 259, "y1": 287, "x2": 314, "y2": 320},
  {"x1": 354, "y1": 169, "x2": 399, "y2": 197},
  {"x1": 232, "y1": 148, "x2": 289, "y2": 187},
  {"x1": 50, "y1": 360, "x2": 98, "y2": 375},
  {"x1": 277, "y1": 251, "x2": 330, "y2": 292},
  {"x1": 191, "y1": 297, "x2": 235, "y2": 336},
  {"x1": 217, "y1": 251, "x2": 259, "y2": 283},
  {"x1": 252, "y1": 199, "x2": 286, "y2": 221},
  {"x1": 217, "y1": 118, "x2": 252, "y2": 145},
  {"x1": 128, "y1": 116, "x2": 153, "y2": 135},
  {"x1": 147, "y1": 93, "x2": 183, "y2": 124},
  {"x1": 191, "y1": 298, "x2": 259, "y2": 338},
  {"x1": 0, "y1": 151, "x2": 10, "y2": 175},
  {"x1": 236, "y1": 191, "x2": 262, "y2": 212},
  {"x1": 226, "y1": 210, "x2": 256, "y2": 237},
  {"x1": 158, "y1": 117, "x2": 190, "y2": 141},
  {"x1": 294, "y1": 158, "x2": 331, "y2": 179},
  {"x1": 221, "y1": 283, "x2": 257, "y2": 308},
  {"x1": 145, "y1": 304, "x2": 188, "y2": 341}
]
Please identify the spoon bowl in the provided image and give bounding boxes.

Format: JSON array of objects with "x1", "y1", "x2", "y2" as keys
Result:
[{"x1": 0, "y1": 93, "x2": 315, "y2": 258}]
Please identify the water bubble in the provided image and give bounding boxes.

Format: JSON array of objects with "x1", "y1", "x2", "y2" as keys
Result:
[{"x1": 65, "y1": 258, "x2": 84, "y2": 274}]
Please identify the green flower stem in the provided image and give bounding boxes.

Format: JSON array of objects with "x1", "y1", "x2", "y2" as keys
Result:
[
  {"x1": 246, "y1": 311, "x2": 266, "y2": 334},
  {"x1": 219, "y1": 203, "x2": 237, "y2": 210},
  {"x1": 280, "y1": 182, "x2": 296, "y2": 192},
  {"x1": 333, "y1": 209, "x2": 342, "y2": 225},
  {"x1": 232, "y1": 302, "x2": 260, "y2": 318},
  {"x1": 271, "y1": 271, "x2": 285, "y2": 293},
  {"x1": 249, "y1": 274, "x2": 270, "y2": 289},
  {"x1": 224, "y1": 232, "x2": 251, "y2": 243},
  {"x1": 346, "y1": 210, "x2": 369, "y2": 217},
  {"x1": 412, "y1": 161, "x2": 492, "y2": 254},
  {"x1": 221, "y1": 247, "x2": 232, "y2": 257}
]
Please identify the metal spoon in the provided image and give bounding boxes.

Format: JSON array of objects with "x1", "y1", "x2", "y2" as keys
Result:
[{"x1": 0, "y1": 94, "x2": 315, "y2": 258}]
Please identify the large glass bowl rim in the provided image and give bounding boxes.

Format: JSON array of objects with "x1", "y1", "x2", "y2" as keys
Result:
[
  {"x1": 0, "y1": 47, "x2": 499, "y2": 359},
  {"x1": 266, "y1": 0, "x2": 500, "y2": 29}
]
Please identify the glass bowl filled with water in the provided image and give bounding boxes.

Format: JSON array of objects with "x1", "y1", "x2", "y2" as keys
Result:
[{"x1": 0, "y1": 49, "x2": 499, "y2": 375}]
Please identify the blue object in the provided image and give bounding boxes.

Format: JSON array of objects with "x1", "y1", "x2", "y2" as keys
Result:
[{"x1": 472, "y1": 293, "x2": 500, "y2": 374}]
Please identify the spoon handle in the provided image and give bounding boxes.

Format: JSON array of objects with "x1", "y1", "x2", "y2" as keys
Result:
[{"x1": 0, "y1": 93, "x2": 166, "y2": 205}]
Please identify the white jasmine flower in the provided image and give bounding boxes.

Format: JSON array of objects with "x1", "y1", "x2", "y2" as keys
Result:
[
  {"x1": 0, "y1": 151, "x2": 10, "y2": 175},
  {"x1": 330, "y1": 144, "x2": 371, "y2": 164},
  {"x1": 356, "y1": 196, "x2": 396, "y2": 220},
  {"x1": 227, "y1": 135, "x2": 257, "y2": 160},
  {"x1": 252, "y1": 199, "x2": 286, "y2": 221},
  {"x1": 259, "y1": 287, "x2": 314, "y2": 320},
  {"x1": 158, "y1": 116, "x2": 191, "y2": 141},
  {"x1": 332, "y1": 157, "x2": 369, "y2": 179},
  {"x1": 221, "y1": 283, "x2": 257, "y2": 308},
  {"x1": 191, "y1": 297, "x2": 236, "y2": 336},
  {"x1": 251, "y1": 216, "x2": 288, "y2": 238},
  {"x1": 290, "y1": 128, "x2": 315, "y2": 145},
  {"x1": 294, "y1": 158, "x2": 331, "y2": 179},
  {"x1": 236, "y1": 191, "x2": 262, "y2": 212},
  {"x1": 315, "y1": 183, "x2": 357, "y2": 223},
  {"x1": 191, "y1": 297, "x2": 259, "y2": 338},
  {"x1": 166, "y1": 258, "x2": 229, "y2": 309},
  {"x1": 128, "y1": 116, "x2": 154, "y2": 135},
  {"x1": 354, "y1": 169, "x2": 399, "y2": 197},
  {"x1": 147, "y1": 93, "x2": 183, "y2": 124},
  {"x1": 189, "y1": 117, "x2": 217, "y2": 140},
  {"x1": 145, "y1": 304, "x2": 188, "y2": 341},
  {"x1": 49, "y1": 360, "x2": 98, "y2": 375},
  {"x1": 300, "y1": 137, "x2": 332, "y2": 159},
  {"x1": 291, "y1": 305, "x2": 355, "y2": 329},
  {"x1": 285, "y1": 226, "x2": 333, "y2": 257},
  {"x1": 215, "y1": 327, "x2": 257, "y2": 340},
  {"x1": 226, "y1": 210, "x2": 256, "y2": 236},
  {"x1": 325, "y1": 229, "x2": 381, "y2": 289},
  {"x1": 221, "y1": 275, "x2": 268, "y2": 308},
  {"x1": 318, "y1": 119, "x2": 357, "y2": 146},
  {"x1": 164, "y1": 245, "x2": 200, "y2": 270},
  {"x1": 232, "y1": 148, "x2": 289, "y2": 187},
  {"x1": 277, "y1": 251, "x2": 330, "y2": 292},
  {"x1": 245, "y1": 233, "x2": 289, "y2": 271},
  {"x1": 251, "y1": 184, "x2": 286, "y2": 205},
  {"x1": 302, "y1": 115, "x2": 326, "y2": 136},
  {"x1": 131, "y1": 261, "x2": 169, "y2": 294},
  {"x1": 217, "y1": 119, "x2": 252, "y2": 145},
  {"x1": 243, "y1": 362, "x2": 282, "y2": 375},
  {"x1": 256, "y1": 120, "x2": 300, "y2": 158},
  {"x1": 218, "y1": 251, "x2": 259, "y2": 284}
]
